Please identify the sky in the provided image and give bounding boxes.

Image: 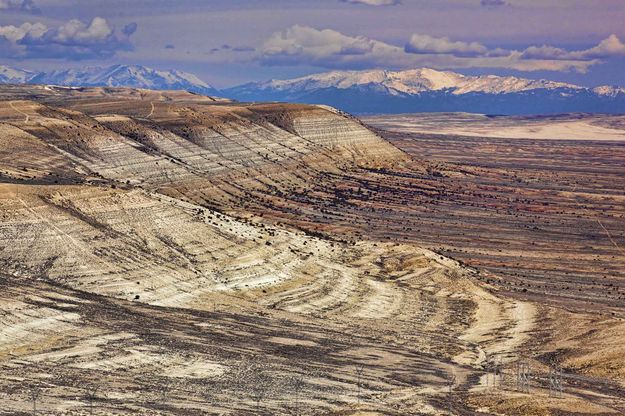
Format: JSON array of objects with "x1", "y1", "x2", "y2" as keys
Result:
[{"x1": 1, "y1": 0, "x2": 624, "y2": 88}]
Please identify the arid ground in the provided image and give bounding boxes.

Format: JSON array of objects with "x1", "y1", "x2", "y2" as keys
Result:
[{"x1": 0, "y1": 87, "x2": 623, "y2": 415}]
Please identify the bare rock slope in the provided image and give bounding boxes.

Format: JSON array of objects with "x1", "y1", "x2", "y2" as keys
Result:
[{"x1": 0, "y1": 85, "x2": 623, "y2": 415}]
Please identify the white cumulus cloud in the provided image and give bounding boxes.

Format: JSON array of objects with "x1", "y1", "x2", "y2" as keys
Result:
[
  {"x1": 0, "y1": 17, "x2": 137, "y2": 60},
  {"x1": 53, "y1": 17, "x2": 113, "y2": 44},
  {"x1": 254, "y1": 25, "x2": 597, "y2": 73},
  {"x1": 521, "y1": 34, "x2": 625, "y2": 61},
  {"x1": 405, "y1": 34, "x2": 488, "y2": 57},
  {"x1": 259, "y1": 25, "x2": 392, "y2": 68},
  {"x1": 0, "y1": 22, "x2": 46, "y2": 43}
]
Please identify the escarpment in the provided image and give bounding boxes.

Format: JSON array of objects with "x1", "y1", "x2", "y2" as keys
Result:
[
  {"x1": 0, "y1": 85, "x2": 419, "y2": 308},
  {"x1": 2, "y1": 85, "x2": 624, "y2": 415},
  {"x1": 0, "y1": 88, "x2": 488, "y2": 373},
  {"x1": 0, "y1": 86, "x2": 409, "y2": 213}
]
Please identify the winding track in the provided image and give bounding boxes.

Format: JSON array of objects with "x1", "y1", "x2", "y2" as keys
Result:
[{"x1": 9, "y1": 100, "x2": 30, "y2": 122}]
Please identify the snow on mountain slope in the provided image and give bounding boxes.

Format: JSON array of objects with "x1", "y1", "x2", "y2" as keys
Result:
[
  {"x1": 0, "y1": 64, "x2": 219, "y2": 96},
  {"x1": 0, "y1": 66, "x2": 34, "y2": 84},
  {"x1": 225, "y1": 68, "x2": 625, "y2": 115},
  {"x1": 243, "y1": 68, "x2": 581, "y2": 96},
  {"x1": 2, "y1": 64, "x2": 624, "y2": 115},
  {"x1": 30, "y1": 65, "x2": 219, "y2": 95}
]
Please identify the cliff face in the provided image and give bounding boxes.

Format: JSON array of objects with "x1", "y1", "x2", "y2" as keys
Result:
[
  {"x1": 0, "y1": 85, "x2": 412, "y2": 305},
  {"x1": 0, "y1": 88, "x2": 483, "y2": 379},
  {"x1": 1, "y1": 86, "x2": 406, "y2": 208}
]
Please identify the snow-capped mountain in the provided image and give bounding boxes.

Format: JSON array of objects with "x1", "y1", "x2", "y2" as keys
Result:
[
  {"x1": 0, "y1": 66, "x2": 34, "y2": 84},
  {"x1": 3, "y1": 65, "x2": 625, "y2": 115},
  {"x1": 238, "y1": 68, "x2": 581, "y2": 96},
  {"x1": 29, "y1": 65, "x2": 219, "y2": 95},
  {"x1": 225, "y1": 68, "x2": 625, "y2": 115},
  {"x1": 0, "y1": 64, "x2": 219, "y2": 96}
]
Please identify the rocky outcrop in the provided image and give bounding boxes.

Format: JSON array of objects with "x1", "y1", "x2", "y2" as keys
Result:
[{"x1": 0, "y1": 85, "x2": 414, "y2": 309}]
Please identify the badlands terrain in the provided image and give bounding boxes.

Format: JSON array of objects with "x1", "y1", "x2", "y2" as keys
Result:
[{"x1": 0, "y1": 85, "x2": 623, "y2": 415}]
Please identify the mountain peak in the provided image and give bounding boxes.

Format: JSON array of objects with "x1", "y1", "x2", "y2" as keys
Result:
[
  {"x1": 0, "y1": 65, "x2": 35, "y2": 84},
  {"x1": 251, "y1": 68, "x2": 580, "y2": 97},
  {"x1": 224, "y1": 68, "x2": 625, "y2": 115},
  {"x1": 1, "y1": 64, "x2": 218, "y2": 96}
]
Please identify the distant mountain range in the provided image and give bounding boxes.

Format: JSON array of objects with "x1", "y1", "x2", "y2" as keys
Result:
[
  {"x1": 224, "y1": 68, "x2": 625, "y2": 115},
  {"x1": 2, "y1": 64, "x2": 625, "y2": 115},
  {"x1": 0, "y1": 64, "x2": 219, "y2": 96}
]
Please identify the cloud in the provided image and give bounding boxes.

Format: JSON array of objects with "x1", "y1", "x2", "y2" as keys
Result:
[
  {"x1": 519, "y1": 45, "x2": 568, "y2": 60},
  {"x1": 0, "y1": 0, "x2": 40, "y2": 14},
  {"x1": 568, "y1": 34, "x2": 625, "y2": 59},
  {"x1": 122, "y1": 22, "x2": 137, "y2": 37},
  {"x1": 209, "y1": 43, "x2": 255, "y2": 55},
  {"x1": 254, "y1": 25, "x2": 597, "y2": 73},
  {"x1": 521, "y1": 34, "x2": 625, "y2": 60},
  {"x1": 258, "y1": 25, "x2": 390, "y2": 68},
  {"x1": 405, "y1": 34, "x2": 488, "y2": 57},
  {"x1": 0, "y1": 17, "x2": 137, "y2": 59},
  {"x1": 232, "y1": 46, "x2": 255, "y2": 52},
  {"x1": 0, "y1": 22, "x2": 47, "y2": 44},
  {"x1": 480, "y1": 0, "x2": 507, "y2": 6},
  {"x1": 340, "y1": 0, "x2": 400, "y2": 5}
]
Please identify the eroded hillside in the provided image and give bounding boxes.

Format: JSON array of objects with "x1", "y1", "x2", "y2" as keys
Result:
[{"x1": 0, "y1": 86, "x2": 623, "y2": 415}]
